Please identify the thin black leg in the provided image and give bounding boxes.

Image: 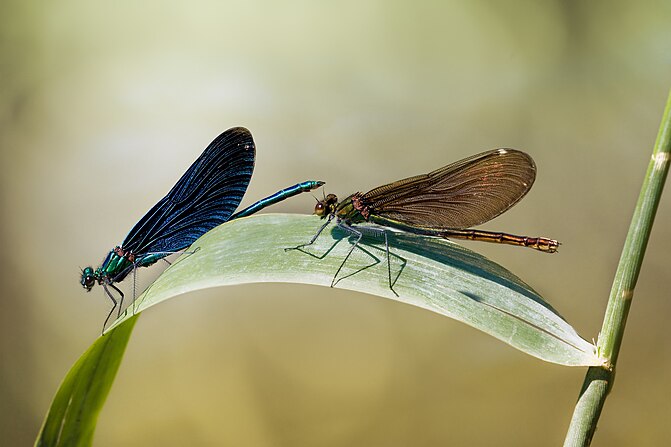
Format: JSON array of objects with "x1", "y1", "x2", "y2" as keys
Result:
[
  {"x1": 332, "y1": 221, "x2": 363, "y2": 288},
  {"x1": 334, "y1": 223, "x2": 398, "y2": 296},
  {"x1": 101, "y1": 283, "x2": 120, "y2": 335},
  {"x1": 109, "y1": 283, "x2": 124, "y2": 318},
  {"x1": 285, "y1": 214, "x2": 334, "y2": 251},
  {"x1": 382, "y1": 231, "x2": 398, "y2": 297},
  {"x1": 132, "y1": 263, "x2": 138, "y2": 314}
]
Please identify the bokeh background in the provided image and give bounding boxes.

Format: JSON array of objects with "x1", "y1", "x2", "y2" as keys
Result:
[{"x1": 2, "y1": 1, "x2": 670, "y2": 445}]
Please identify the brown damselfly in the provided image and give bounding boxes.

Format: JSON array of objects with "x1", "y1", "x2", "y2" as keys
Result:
[{"x1": 287, "y1": 148, "x2": 558, "y2": 293}]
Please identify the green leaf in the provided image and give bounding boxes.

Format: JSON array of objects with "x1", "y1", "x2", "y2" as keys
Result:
[
  {"x1": 109, "y1": 213, "x2": 601, "y2": 367},
  {"x1": 37, "y1": 213, "x2": 602, "y2": 446},
  {"x1": 35, "y1": 315, "x2": 138, "y2": 447}
]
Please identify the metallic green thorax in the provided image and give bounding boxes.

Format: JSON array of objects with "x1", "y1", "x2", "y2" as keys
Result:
[
  {"x1": 316, "y1": 193, "x2": 366, "y2": 224},
  {"x1": 81, "y1": 246, "x2": 161, "y2": 291},
  {"x1": 100, "y1": 249, "x2": 132, "y2": 277},
  {"x1": 335, "y1": 195, "x2": 364, "y2": 222}
]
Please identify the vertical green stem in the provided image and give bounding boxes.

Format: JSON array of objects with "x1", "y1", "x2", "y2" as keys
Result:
[{"x1": 563, "y1": 89, "x2": 671, "y2": 446}]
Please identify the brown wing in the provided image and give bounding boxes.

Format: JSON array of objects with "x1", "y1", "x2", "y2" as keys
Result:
[{"x1": 361, "y1": 149, "x2": 536, "y2": 228}]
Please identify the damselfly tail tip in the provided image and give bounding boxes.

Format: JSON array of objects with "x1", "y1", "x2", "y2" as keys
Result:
[
  {"x1": 310, "y1": 182, "x2": 326, "y2": 202},
  {"x1": 544, "y1": 239, "x2": 560, "y2": 253}
]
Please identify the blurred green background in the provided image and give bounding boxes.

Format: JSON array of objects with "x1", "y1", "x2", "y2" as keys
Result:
[{"x1": 2, "y1": 1, "x2": 670, "y2": 445}]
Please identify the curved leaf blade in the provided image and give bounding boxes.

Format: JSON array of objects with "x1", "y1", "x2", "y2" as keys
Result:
[
  {"x1": 35, "y1": 315, "x2": 138, "y2": 447},
  {"x1": 38, "y1": 213, "x2": 603, "y2": 446},
  {"x1": 108, "y1": 213, "x2": 601, "y2": 367}
]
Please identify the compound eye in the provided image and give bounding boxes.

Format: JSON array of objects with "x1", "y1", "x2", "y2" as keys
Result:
[
  {"x1": 314, "y1": 201, "x2": 326, "y2": 216},
  {"x1": 81, "y1": 267, "x2": 96, "y2": 290}
]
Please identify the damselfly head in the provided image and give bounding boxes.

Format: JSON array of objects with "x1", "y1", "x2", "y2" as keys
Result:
[
  {"x1": 314, "y1": 194, "x2": 339, "y2": 218},
  {"x1": 81, "y1": 266, "x2": 96, "y2": 291}
]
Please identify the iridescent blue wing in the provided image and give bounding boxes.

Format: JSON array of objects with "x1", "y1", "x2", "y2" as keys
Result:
[{"x1": 121, "y1": 127, "x2": 255, "y2": 255}]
